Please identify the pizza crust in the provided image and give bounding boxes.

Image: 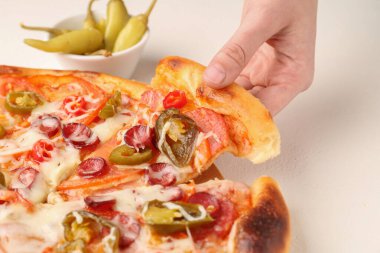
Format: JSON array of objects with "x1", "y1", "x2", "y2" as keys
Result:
[
  {"x1": 232, "y1": 176, "x2": 290, "y2": 253},
  {"x1": 151, "y1": 56, "x2": 280, "y2": 164}
]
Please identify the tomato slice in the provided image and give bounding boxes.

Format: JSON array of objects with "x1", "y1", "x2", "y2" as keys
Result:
[
  {"x1": 0, "y1": 76, "x2": 30, "y2": 96},
  {"x1": 31, "y1": 140, "x2": 55, "y2": 163},
  {"x1": 57, "y1": 168, "x2": 144, "y2": 198},
  {"x1": 163, "y1": 90, "x2": 187, "y2": 109},
  {"x1": 27, "y1": 75, "x2": 108, "y2": 125},
  {"x1": 63, "y1": 96, "x2": 87, "y2": 116}
]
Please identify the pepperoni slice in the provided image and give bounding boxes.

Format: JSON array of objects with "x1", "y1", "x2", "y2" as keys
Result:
[
  {"x1": 191, "y1": 199, "x2": 238, "y2": 241},
  {"x1": 140, "y1": 90, "x2": 164, "y2": 111},
  {"x1": 116, "y1": 214, "x2": 141, "y2": 248},
  {"x1": 62, "y1": 123, "x2": 99, "y2": 149},
  {"x1": 147, "y1": 163, "x2": 177, "y2": 186},
  {"x1": 124, "y1": 125, "x2": 153, "y2": 150},
  {"x1": 31, "y1": 139, "x2": 55, "y2": 163},
  {"x1": 188, "y1": 192, "x2": 221, "y2": 218},
  {"x1": 77, "y1": 157, "x2": 108, "y2": 179},
  {"x1": 17, "y1": 167, "x2": 38, "y2": 188},
  {"x1": 34, "y1": 115, "x2": 61, "y2": 138},
  {"x1": 84, "y1": 195, "x2": 116, "y2": 212}
]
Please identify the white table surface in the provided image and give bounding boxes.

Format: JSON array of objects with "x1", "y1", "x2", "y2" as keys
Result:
[{"x1": 1, "y1": 1, "x2": 379, "y2": 252}]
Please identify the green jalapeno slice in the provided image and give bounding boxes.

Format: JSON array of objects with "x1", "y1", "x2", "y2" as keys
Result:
[
  {"x1": 109, "y1": 144, "x2": 153, "y2": 165},
  {"x1": 59, "y1": 210, "x2": 119, "y2": 252},
  {"x1": 155, "y1": 109, "x2": 199, "y2": 167},
  {"x1": 143, "y1": 200, "x2": 213, "y2": 234},
  {"x1": 5, "y1": 91, "x2": 42, "y2": 114}
]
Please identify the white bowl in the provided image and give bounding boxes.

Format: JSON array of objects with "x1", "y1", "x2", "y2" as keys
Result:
[{"x1": 51, "y1": 12, "x2": 149, "y2": 78}]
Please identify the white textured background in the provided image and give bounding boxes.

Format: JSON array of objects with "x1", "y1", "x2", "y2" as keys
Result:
[{"x1": 1, "y1": 1, "x2": 379, "y2": 252}]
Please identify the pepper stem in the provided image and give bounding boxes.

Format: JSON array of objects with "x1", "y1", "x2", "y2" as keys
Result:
[{"x1": 144, "y1": 0, "x2": 157, "y2": 19}]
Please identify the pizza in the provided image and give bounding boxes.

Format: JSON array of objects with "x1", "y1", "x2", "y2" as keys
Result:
[{"x1": 0, "y1": 56, "x2": 288, "y2": 252}]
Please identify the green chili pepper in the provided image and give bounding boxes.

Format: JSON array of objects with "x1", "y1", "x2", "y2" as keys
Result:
[
  {"x1": 61, "y1": 210, "x2": 119, "y2": 252},
  {"x1": 55, "y1": 239, "x2": 86, "y2": 253},
  {"x1": 20, "y1": 23, "x2": 71, "y2": 37},
  {"x1": 5, "y1": 91, "x2": 42, "y2": 114},
  {"x1": 105, "y1": 0, "x2": 130, "y2": 51},
  {"x1": 0, "y1": 125, "x2": 6, "y2": 139},
  {"x1": 109, "y1": 144, "x2": 153, "y2": 165},
  {"x1": 143, "y1": 200, "x2": 213, "y2": 234},
  {"x1": 155, "y1": 109, "x2": 199, "y2": 167},
  {"x1": 96, "y1": 18, "x2": 107, "y2": 35},
  {"x1": 98, "y1": 103, "x2": 116, "y2": 119},
  {"x1": 98, "y1": 90, "x2": 121, "y2": 119},
  {"x1": 83, "y1": 0, "x2": 97, "y2": 30},
  {"x1": 24, "y1": 28, "x2": 103, "y2": 55},
  {"x1": 113, "y1": 0, "x2": 156, "y2": 52}
]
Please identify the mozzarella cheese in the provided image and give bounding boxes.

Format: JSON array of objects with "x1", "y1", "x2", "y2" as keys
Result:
[
  {"x1": 92, "y1": 113, "x2": 131, "y2": 143},
  {"x1": 39, "y1": 145, "x2": 81, "y2": 188}
]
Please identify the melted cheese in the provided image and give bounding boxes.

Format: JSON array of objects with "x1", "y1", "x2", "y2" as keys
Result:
[
  {"x1": 15, "y1": 128, "x2": 48, "y2": 148},
  {"x1": 39, "y1": 145, "x2": 81, "y2": 188},
  {"x1": 29, "y1": 101, "x2": 62, "y2": 122},
  {"x1": 92, "y1": 113, "x2": 131, "y2": 143},
  {"x1": 162, "y1": 202, "x2": 207, "y2": 222},
  {"x1": 107, "y1": 185, "x2": 182, "y2": 213}
]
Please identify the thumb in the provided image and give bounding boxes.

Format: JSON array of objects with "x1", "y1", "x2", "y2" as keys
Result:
[{"x1": 203, "y1": 18, "x2": 273, "y2": 89}]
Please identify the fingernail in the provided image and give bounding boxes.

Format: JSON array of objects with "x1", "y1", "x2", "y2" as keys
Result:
[{"x1": 203, "y1": 65, "x2": 226, "y2": 85}]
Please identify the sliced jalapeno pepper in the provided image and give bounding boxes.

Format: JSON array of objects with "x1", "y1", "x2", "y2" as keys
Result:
[
  {"x1": 98, "y1": 103, "x2": 116, "y2": 119},
  {"x1": 0, "y1": 125, "x2": 6, "y2": 139},
  {"x1": 98, "y1": 90, "x2": 122, "y2": 120},
  {"x1": 61, "y1": 210, "x2": 119, "y2": 252},
  {"x1": 143, "y1": 200, "x2": 213, "y2": 234},
  {"x1": 55, "y1": 239, "x2": 86, "y2": 253},
  {"x1": 155, "y1": 109, "x2": 199, "y2": 167},
  {"x1": 109, "y1": 144, "x2": 153, "y2": 165},
  {"x1": 4, "y1": 91, "x2": 42, "y2": 114}
]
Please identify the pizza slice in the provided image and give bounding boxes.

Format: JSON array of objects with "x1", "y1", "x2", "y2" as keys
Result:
[
  {"x1": 0, "y1": 176, "x2": 290, "y2": 253},
  {"x1": 0, "y1": 56, "x2": 280, "y2": 204}
]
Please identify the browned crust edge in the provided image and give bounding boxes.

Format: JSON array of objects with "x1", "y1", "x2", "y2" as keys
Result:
[{"x1": 233, "y1": 176, "x2": 291, "y2": 253}]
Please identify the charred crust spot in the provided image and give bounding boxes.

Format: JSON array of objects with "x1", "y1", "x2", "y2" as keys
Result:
[
  {"x1": 237, "y1": 191, "x2": 288, "y2": 252},
  {"x1": 167, "y1": 58, "x2": 182, "y2": 70},
  {"x1": 0, "y1": 66, "x2": 20, "y2": 75}
]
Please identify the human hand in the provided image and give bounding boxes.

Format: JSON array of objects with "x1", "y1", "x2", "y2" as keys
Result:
[{"x1": 203, "y1": 0, "x2": 318, "y2": 115}]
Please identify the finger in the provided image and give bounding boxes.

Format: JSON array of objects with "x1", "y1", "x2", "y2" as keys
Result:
[
  {"x1": 235, "y1": 74, "x2": 253, "y2": 90},
  {"x1": 203, "y1": 15, "x2": 276, "y2": 89},
  {"x1": 254, "y1": 84, "x2": 300, "y2": 116}
]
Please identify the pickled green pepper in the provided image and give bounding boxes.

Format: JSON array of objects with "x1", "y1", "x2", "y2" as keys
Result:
[
  {"x1": 143, "y1": 200, "x2": 214, "y2": 234},
  {"x1": 109, "y1": 144, "x2": 153, "y2": 165},
  {"x1": 104, "y1": 0, "x2": 130, "y2": 51},
  {"x1": 20, "y1": 23, "x2": 71, "y2": 37},
  {"x1": 24, "y1": 29, "x2": 103, "y2": 54},
  {"x1": 113, "y1": 0, "x2": 157, "y2": 52},
  {"x1": 83, "y1": 0, "x2": 97, "y2": 29},
  {"x1": 5, "y1": 91, "x2": 42, "y2": 114}
]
